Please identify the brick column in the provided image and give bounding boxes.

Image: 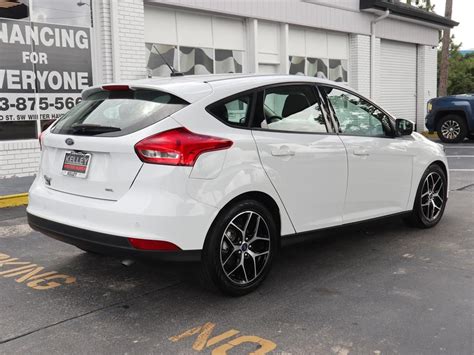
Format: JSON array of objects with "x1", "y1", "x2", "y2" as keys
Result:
[
  {"x1": 94, "y1": 0, "x2": 146, "y2": 83},
  {"x1": 348, "y1": 34, "x2": 370, "y2": 98}
]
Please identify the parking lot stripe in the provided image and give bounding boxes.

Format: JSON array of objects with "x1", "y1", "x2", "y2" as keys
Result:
[
  {"x1": 449, "y1": 169, "x2": 474, "y2": 172},
  {"x1": 444, "y1": 146, "x2": 474, "y2": 149},
  {"x1": 0, "y1": 193, "x2": 28, "y2": 208},
  {"x1": 447, "y1": 155, "x2": 474, "y2": 158}
]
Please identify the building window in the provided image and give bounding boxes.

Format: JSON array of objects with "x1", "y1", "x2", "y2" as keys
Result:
[
  {"x1": 180, "y1": 46, "x2": 214, "y2": 75},
  {"x1": 0, "y1": 1, "x2": 93, "y2": 141},
  {"x1": 146, "y1": 43, "x2": 244, "y2": 77},
  {"x1": 289, "y1": 56, "x2": 347, "y2": 82},
  {"x1": 329, "y1": 59, "x2": 348, "y2": 82},
  {"x1": 145, "y1": 43, "x2": 178, "y2": 76},
  {"x1": 289, "y1": 56, "x2": 305, "y2": 75},
  {"x1": 215, "y1": 49, "x2": 243, "y2": 74},
  {"x1": 307, "y1": 58, "x2": 329, "y2": 78},
  {"x1": 0, "y1": 121, "x2": 37, "y2": 141}
]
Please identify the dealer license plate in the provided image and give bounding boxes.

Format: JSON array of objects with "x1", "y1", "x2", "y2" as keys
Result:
[{"x1": 62, "y1": 151, "x2": 91, "y2": 178}]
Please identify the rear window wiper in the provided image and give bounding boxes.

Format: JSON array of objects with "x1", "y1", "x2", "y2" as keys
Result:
[{"x1": 70, "y1": 123, "x2": 121, "y2": 135}]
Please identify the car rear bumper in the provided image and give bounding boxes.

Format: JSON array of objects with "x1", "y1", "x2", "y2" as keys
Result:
[
  {"x1": 27, "y1": 164, "x2": 219, "y2": 251},
  {"x1": 27, "y1": 212, "x2": 201, "y2": 262}
]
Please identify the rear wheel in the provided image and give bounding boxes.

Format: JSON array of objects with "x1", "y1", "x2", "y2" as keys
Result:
[
  {"x1": 404, "y1": 164, "x2": 447, "y2": 228},
  {"x1": 436, "y1": 114, "x2": 467, "y2": 143},
  {"x1": 201, "y1": 200, "x2": 278, "y2": 296}
]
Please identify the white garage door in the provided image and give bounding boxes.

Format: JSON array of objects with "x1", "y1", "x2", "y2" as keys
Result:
[{"x1": 379, "y1": 40, "x2": 417, "y2": 122}]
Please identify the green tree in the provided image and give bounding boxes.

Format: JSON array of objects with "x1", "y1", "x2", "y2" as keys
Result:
[
  {"x1": 437, "y1": 38, "x2": 474, "y2": 95},
  {"x1": 405, "y1": 0, "x2": 435, "y2": 11}
]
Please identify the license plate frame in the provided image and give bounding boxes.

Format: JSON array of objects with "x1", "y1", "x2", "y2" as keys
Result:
[{"x1": 62, "y1": 151, "x2": 92, "y2": 178}]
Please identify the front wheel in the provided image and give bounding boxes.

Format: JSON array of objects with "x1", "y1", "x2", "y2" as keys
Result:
[
  {"x1": 405, "y1": 164, "x2": 447, "y2": 228},
  {"x1": 201, "y1": 200, "x2": 278, "y2": 296},
  {"x1": 436, "y1": 114, "x2": 467, "y2": 143}
]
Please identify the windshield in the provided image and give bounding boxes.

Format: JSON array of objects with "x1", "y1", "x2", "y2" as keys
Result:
[{"x1": 52, "y1": 89, "x2": 188, "y2": 137}]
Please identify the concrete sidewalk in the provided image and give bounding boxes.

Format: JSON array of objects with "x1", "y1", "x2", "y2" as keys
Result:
[{"x1": 0, "y1": 175, "x2": 35, "y2": 208}]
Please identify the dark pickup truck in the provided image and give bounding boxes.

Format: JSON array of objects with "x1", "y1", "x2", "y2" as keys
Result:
[{"x1": 425, "y1": 94, "x2": 474, "y2": 143}]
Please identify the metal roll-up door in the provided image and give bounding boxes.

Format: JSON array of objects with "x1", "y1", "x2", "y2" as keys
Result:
[{"x1": 379, "y1": 40, "x2": 417, "y2": 122}]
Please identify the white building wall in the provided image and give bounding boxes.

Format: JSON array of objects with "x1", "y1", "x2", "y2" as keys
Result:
[
  {"x1": 116, "y1": 0, "x2": 147, "y2": 80},
  {"x1": 416, "y1": 45, "x2": 438, "y2": 131},
  {"x1": 373, "y1": 38, "x2": 381, "y2": 103},
  {"x1": 94, "y1": 0, "x2": 114, "y2": 83},
  {"x1": 258, "y1": 21, "x2": 281, "y2": 73},
  {"x1": 94, "y1": 0, "x2": 146, "y2": 83},
  {"x1": 375, "y1": 17, "x2": 439, "y2": 46},
  {"x1": 348, "y1": 34, "x2": 370, "y2": 97},
  {"x1": 0, "y1": 141, "x2": 40, "y2": 178},
  {"x1": 145, "y1": 0, "x2": 440, "y2": 46}
]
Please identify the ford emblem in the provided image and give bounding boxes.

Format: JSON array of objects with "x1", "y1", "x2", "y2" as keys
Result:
[{"x1": 65, "y1": 138, "x2": 74, "y2": 146}]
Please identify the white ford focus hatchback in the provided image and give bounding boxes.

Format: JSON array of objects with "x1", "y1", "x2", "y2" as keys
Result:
[{"x1": 28, "y1": 74, "x2": 449, "y2": 295}]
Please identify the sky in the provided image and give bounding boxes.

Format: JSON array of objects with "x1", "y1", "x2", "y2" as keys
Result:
[
  {"x1": 24, "y1": 0, "x2": 91, "y2": 27},
  {"x1": 431, "y1": 0, "x2": 474, "y2": 49}
]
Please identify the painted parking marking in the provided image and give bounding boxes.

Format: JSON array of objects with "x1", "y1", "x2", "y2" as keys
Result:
[
  {"x1": 0, "y1": 251, "x2": 76, "y2": 290},
  {"x1": 449, "y1": 169, "x2": 474, "y2": 172},
  {"x1": 444, "y1": 146, "x2": 474, "y2": 148},
  {"x1": 169, "y1": 322, "x2": 277, "y2": 354},
  {"x1": 446, "y1": 155, "x2": 474, "y2": 158}
]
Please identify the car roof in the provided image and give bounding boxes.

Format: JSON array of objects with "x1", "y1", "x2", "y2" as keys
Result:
[{"x1": 82, "y1": 74, "x2": 345, "y2": 103}]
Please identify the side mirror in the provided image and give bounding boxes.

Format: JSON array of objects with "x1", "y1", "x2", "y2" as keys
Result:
[{"x1": 396, "y1": 118, "x2": 414, "y2": 136}]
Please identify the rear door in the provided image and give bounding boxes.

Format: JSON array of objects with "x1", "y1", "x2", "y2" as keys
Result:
[
  {"x1": 251, "y1": 84, "x2": 347, "y2": 232},
  {"x1": 319, "y1": 85, "x2": 414, "y2": 223},
  {"x1": 41, "y1": 88, "x2": 188, "y2": 200}
]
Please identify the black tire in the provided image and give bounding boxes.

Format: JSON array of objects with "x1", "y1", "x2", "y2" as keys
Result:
[
  {"x1": 468, "y1": 134, "x2": 474, "y2": 141},
  {"x1": 201, "y1": 200, "x2": 278, "y2": 296},
  {"x1": 404, "y1": 164, "x2": 447, "y2": 228},
  {"x1": 436, "y1": 114, "x2": 467, "y2": 143}
]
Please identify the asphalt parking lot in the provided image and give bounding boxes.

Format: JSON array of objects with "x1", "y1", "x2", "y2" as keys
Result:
[{"x1": 0, "y1": 140, "x2": 473, "y2": 354}]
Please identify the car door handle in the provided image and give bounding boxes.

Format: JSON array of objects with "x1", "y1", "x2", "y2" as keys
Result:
[
  {"x1": 271, "y1": 146, "x2": 295, "y2": 157},
  {"x1": 353, "y1": 149, "x2": 370, "y2": 156}
]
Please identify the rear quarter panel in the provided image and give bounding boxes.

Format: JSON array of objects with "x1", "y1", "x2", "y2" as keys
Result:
[{"x1": 171, "y1": 96, "x2": 297, "y2": 237}]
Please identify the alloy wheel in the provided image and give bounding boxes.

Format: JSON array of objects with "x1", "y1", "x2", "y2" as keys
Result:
[
  {"x1": 220, "y1": 211, "x2": 271, "y2": 285},
  {"x1": 440, "y1": 120, "x2": 461, "y2": 140},
  {"x1": 420, "y1": 172, "x2": 445, "y2": 222}
]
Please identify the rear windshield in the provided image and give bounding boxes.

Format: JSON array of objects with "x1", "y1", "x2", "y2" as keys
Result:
[{"x1": 52, "y1": 89, "x2": 188, "y2": 137}]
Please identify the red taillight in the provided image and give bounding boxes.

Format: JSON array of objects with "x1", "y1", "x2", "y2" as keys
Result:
[
  {"x1": 102, "y1": 84, "x2": 130, "y2": 91},
  {"x1": 128, "y1": 238, "x2": 181, "y2": 251},
  {"x1": 134, "y1": 127, "x2": 233, "y2": 166}
]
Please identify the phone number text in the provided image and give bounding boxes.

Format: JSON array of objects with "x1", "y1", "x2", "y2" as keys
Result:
[{"x1": 0, "y1": 97, "x2": 82, "y2": 111}]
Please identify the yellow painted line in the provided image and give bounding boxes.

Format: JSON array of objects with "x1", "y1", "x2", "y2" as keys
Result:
[
  {"x1": 0, "y1": 193, "x2": 29, "y2": 208},
  {"x1": 420, "y1": 131, "x2": 437, "y2": 138},
  {"x1": 169, "y1": 322, "x2": 277, "y2": 354},
  {"x1": 0, "y1": 252, "x2": 76, "y2": 290}
]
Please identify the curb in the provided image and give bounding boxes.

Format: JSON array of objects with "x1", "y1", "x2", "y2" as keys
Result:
[
  {"x1": 420, "y1": 131, "x2": 437, "y2": 138},
  {"x1": 0, "y1": 193, "x2": 29, "y2": 208}
]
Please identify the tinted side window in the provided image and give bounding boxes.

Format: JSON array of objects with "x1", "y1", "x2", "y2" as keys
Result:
[
  {"x1": 258, "y1": 85, "x2": 327, "y2": 133},
  {"x1": 322, "y1": 86, "x2": 393, "y2": 137},
  {"x1": 208, "y1": 95, "x2": 252, "y2": 127}
]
